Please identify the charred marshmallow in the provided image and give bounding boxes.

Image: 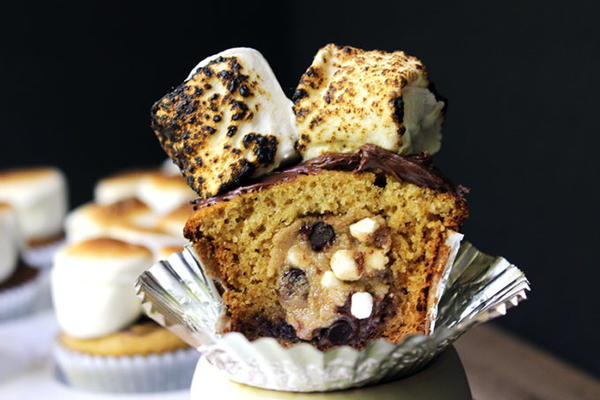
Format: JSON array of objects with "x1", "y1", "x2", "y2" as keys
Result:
[{"x1": 151, "y1": 48, "x2": 299, "y2": 199}]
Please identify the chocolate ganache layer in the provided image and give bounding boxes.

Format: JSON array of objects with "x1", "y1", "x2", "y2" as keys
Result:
[{"x1": 193, "y1": 144, "x2": 468, "y2": 209}]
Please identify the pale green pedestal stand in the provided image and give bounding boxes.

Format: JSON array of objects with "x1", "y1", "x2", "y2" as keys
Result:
[{"x1": 191, "y1": 345, "x2": 472, "y2": 399}]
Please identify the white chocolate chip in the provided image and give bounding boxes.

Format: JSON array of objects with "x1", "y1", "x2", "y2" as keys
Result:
[
  {"x1": 330, "y1": 250, "x2": 361, "y2": 281},
  {"x1": 349, "y1": 217, "x2": 379, "y2": 243},
  {"x1": 320, "y1": 271, "x2": 341, "y2": 288},
  {"x1": 365, "y1": 249, "x2": 389, "y2": 271},
  {"x1": 351, "y1": 292, "x2": 373, "y2": 319},
  {"x1": 286, "y1": 244, "x2": 306, "y2": 267}
]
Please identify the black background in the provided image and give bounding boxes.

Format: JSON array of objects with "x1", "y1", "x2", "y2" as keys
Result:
[{"x1": 1, "y1": 1, "x2": 598, "y2": 376}]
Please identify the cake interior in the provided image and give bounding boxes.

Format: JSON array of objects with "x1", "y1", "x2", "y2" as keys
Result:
[{"x1": 185, "y1": 169, "x2": 467, "y2": 349}]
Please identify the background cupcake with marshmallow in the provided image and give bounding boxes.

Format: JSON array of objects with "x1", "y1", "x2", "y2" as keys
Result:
[
  {"x1": 0, "y1": 202, "x2": 45, "y2": 320},
  {"x1": 0, "y1": 167, "x2": 68, "y2": 269},
  {"x1": 51, "y1": 161, "x2": 198, "y2": 392},
  {"x1": 52, "y1": 238, "x2": 198, "y2": 393}
]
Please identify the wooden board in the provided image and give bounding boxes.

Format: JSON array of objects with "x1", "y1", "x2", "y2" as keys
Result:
[{"x1": 455, "y1": 324, "x2": 600, "y2": 400}]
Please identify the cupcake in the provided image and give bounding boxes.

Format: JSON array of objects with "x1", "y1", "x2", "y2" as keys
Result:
[
  {"x1": 66, "y1": 172, "x2": 194, "y2": 259},
  {"x1": 0, "y1": 203, "x2": 43, "y2": 320},
  {"x1": 0, "y1": 167, "x2": 68, "y2": 269},
  {"x1": 52, "y1": 238, "x2": 199, "y2": 393},
  {"x1": 140, "y1": 44, "x2": 530, "y2": 392}
]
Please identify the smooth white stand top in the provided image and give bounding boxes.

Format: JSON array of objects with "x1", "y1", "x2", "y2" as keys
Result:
[{"x1": 191, "y1": 346, "x2": 472, "y2": 400}]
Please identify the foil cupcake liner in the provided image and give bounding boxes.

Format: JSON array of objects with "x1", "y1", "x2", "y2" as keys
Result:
[
  {"x1": 136, "y1": 242, "x2": 529, "y2": 392},
  {"x1": 22, "y1": 239, "x2": 65, "y2": 270},
  {"x1": 53, "y1": 342, "x2": 200, "y2": 393},
  {"x1": 0, "y1": 271, "x2": 47, "y2": 321}
]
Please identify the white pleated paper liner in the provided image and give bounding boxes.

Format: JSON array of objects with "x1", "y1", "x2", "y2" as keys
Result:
[
  {"x1": 53, "y1": 342, "x2": 200, "y2": 393},
  {"x1": 0, "y1": 270, "x2": 47, "y2": 321},
  {"x1": 22, "y1": 238, "x2": 65, "y2": 270},
  {"x1": 136, "y1": 242, "x2": 530, "y2": 392}
]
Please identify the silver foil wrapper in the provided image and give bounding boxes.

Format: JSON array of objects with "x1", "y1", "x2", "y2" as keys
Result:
[{"x1": 135, "y1": 242, "x2": 529, "y2": 392}]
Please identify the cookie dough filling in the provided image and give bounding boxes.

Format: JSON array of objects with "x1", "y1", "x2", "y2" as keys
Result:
[{"x1": 272, "y1": 213, "x2": 393, "y2": 340}]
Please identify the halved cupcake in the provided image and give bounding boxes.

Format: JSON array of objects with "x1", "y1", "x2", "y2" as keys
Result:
[{"x1": 185, "y1": 145, "x2": 467, "y2": 348}]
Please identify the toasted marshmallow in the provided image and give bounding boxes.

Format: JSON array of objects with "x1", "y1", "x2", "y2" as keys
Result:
[
  {"x1": 94, "y1": 170, "x2": 155, "y2": 205},
  {"x1": 108, "y1": 222, "x2": 188, "y2": 258},
  {"x1": 151, "y1": 47, "x2": 299, "y2": 198},
  {"x1": 293, "y1": 44, "x2": 444, "y2": 159},
  {"x1": 156, "y1": 203, "x2": 194, "y2": 237},
  {"x1": 65, "y1": 198, "x2": 153, "y2": 243},
  {"x1": 52, "y1": 238, "x2": 153, "y2": 338},
  {"x1": 137, "y1": 173, "x2": 196, "y2": 215},
  {"x1": 0, "y1": 203, "x2": 19, "y2": 282},
  {"x1": 0, "y1": 167, "x2": 67, "y2": 241}
]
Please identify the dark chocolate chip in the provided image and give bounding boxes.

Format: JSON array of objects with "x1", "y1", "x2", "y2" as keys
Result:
[
  {"x1": 279, "y1": 268, "x2": 309, "y2": 300},
  {"x1": 308, "y1": 222, "x2": 335, "y2": 251},
  {"x1": 373, "y1": 227, "x2": 392, "y2": 249},
  {"x1": 326, "y1": 319, "x2": 354, "y2": 344},
  {"x1": 373, "y1": 173, "x2": 387, "y2": 188}
]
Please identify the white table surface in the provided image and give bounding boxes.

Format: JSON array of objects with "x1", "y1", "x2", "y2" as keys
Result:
[{"x1": 0, "y1": 311, "x2": 189, "y2": 400}]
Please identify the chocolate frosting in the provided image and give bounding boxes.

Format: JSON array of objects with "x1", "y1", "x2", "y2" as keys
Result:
[{"x1": 193, "y1": 144, "x2": 467, "y2": 209}]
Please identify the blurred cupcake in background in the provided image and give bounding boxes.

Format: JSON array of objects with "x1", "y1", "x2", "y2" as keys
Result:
[
  {"x1": 52, "y1": 238, "x2": 198, "y2": 393},
  {"x1": 94, "y1": 169, "x2": 155, "y2": 205},
  {"x1": 0, "y1": 167, "x2": 68, "y2": 269},
  {"x1": 65, "y1": 167, "x2": 195, "y2": 260},
  {"x1": 0, "y1": 203, "x2": 44, "y2": 320}
]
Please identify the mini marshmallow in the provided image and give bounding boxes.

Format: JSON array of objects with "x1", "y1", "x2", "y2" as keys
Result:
[
  {"x1": 0, "y1": 203, "x2": 19, "y2": 282},
  {"x1": 286, "y1": 245, "x2": 307, "y2": 267},
  {"x1": 349, "y1": 217, "x2": 380, "y2": 243},
  {"x1": 94, "y1": 170, "x2": 155, "y2": 205},
  {"x1": 330, "y1": 250, "x2": 361, "y2": 281},
  {"x1": 364, "y1": 249, "x2": 389, "y2": 272},
  {"x1": 137, "y1": 173, "x2": 196, "y2": 215},
  {"x1": 320, "y1": 271, "x2": 342, "y2": 288},
  {"x1": 52, "y1": 238, "x2": 153, "y2": 338},
  {"x1": 0, "y1": 167, "x2": 67, "y2": 241},
  {"x1": 351, "y1": 292, "x2": 374, "y2": 319}
]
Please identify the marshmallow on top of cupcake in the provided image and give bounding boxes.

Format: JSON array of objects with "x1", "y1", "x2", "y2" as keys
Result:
[
  {"x1": 0, "y1": 167, "x2": 68, "y2": 268},
  {"x1": 66, "y1": 166, "x2": 195, "y2": 260},
  {"x1": 0, "y1": 203, "x2": 19, "y2": 283},
  {"x1": 51, "y1": 238, "x2": 196, "y2": 393},
  {"x1": 53, "y1": 238, "x2": 154, "y2": 337},
  {"x1": 51, "y1": 162, "x2": 197, "y2": 393}
]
